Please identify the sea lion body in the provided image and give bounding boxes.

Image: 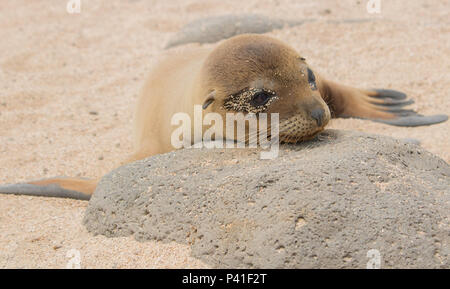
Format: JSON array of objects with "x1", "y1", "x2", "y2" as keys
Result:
[
  {"x1": 132, "y1": 48, "x2": 209, "y2": 159},
  {"x1": 133, "y1": 35, "x2": 331, "y2": 161},
  {"x1": 0, "y1": 34, "x2": 447, "y2": 199}
]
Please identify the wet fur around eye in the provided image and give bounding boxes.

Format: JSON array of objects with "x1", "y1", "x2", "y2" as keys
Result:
[{"x1": 222, "y1": 88, "x2": 278, "y2": 113}]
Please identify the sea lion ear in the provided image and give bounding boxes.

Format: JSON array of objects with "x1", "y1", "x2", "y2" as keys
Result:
[{"x1": 202, "y1": 90, "x2": 216, "y2": 109}]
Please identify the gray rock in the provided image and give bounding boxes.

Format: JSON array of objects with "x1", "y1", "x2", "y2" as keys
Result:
[
  {"x1": 83, "y1": 130, "x2": 449, "y2": 268},
  {"x1": 165, "y1": 14, "x2": 373, "y2": 49},
  {"x1": 400, "y1": 138, "x2": 421, "y2": 145},
  {"x1": 165, "y1": 14, "x2": 308, "y2": 49}
]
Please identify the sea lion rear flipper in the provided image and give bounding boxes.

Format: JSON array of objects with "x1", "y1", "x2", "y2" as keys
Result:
[{"x1": 0, "y1": 177, "x2": 96, "y2": 200}]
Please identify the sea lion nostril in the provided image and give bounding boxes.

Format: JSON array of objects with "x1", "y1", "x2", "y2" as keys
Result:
[{"x1": 311, "y1": 108, "x2": 325, "y2": 126}]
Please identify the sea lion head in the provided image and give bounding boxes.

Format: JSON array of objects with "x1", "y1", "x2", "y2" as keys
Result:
[{"x1": 200, "y1": 34, "x2": 331, "y2": 143}]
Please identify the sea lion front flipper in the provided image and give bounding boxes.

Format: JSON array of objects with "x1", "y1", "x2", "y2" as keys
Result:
[
  {"x1": 364, "y1": 88, "x2": 448, "y2": 126},
  {"x1": 320, "y1": 79, "x2": 448, "y2": 127}
]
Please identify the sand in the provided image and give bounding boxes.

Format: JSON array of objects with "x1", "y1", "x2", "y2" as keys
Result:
[{"x1": 0, "y1": 0, "x2": 448, "y2": 268}]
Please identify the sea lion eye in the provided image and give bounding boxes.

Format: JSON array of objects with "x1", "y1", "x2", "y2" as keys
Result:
[
  {"x1": 222, "y1": 88, "x2": 278, "y2": 113},
  {"x1": 251, "y1": 91, "x2": 271, "y2": 107},
  {"x1": 307, "y1": 68, "x2": 317, "y2": 91}
]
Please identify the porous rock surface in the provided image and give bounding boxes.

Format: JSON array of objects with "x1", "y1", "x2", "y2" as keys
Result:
[{"x1": 84, "y1": 130, "x2": 449, "y2": 268}]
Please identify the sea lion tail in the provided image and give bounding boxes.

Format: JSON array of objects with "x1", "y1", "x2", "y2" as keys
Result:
[{"x1": 0, "y1": 177, "x2": 97, "y2": 200}]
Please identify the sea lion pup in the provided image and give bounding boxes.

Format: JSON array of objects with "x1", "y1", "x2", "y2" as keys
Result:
[{"x1": 0, "y1": 34, "x2": 447, "y2": 200}]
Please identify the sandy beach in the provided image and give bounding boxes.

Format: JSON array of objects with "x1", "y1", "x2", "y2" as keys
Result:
[{"x1": 0, "y1": 0, "x2": 448, "y2": 268}]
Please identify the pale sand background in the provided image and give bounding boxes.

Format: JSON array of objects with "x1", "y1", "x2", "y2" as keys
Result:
[{"x1": 0, "y1": 0, "x2": 448, "y2": 268}]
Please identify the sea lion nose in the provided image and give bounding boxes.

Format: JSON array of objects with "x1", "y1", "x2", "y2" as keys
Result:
[{"x1": 311, "y1": 108, "x2": 325, "y2": 126}]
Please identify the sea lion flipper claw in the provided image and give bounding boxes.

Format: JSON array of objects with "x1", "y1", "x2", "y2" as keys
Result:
[
  {"x1": 389, "y1": 109, "x2": 418, "y2": 117},
  {"x1": 373, "y1": 98, "x2": 414, "y2": 107},
  {"x1": 370, "y1": 88, "x2": 407, "y2": 100}
]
